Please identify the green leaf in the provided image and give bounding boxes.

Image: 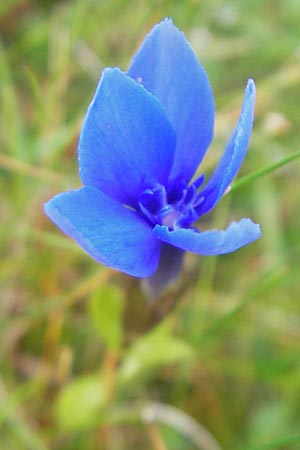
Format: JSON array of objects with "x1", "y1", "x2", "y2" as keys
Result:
[
  {"x1": 244, "y1": 400, "x2": 296, "y2": 449},
  {"x1": 119, "y1": 324, "x2": 195, "y2": 383},
  {"x1": 88, "y1": 285, "x2": 124, "y2": 350},
  {"x1": 0, "y1": 40, "x2": 25, "y2": 159},
  {"x1": 55, "y1": 374, "x2": 104, "y2": 431},
  {"x1": 240, "y1": 434, "x2": 300, "y2": 450}
]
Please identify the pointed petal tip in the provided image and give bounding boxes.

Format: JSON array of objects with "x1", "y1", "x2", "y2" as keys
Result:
[
  {"x1": 146, "y1": 18, "x2": 188, "y2": 46},
  {"x1": 141, "y1": 18, "x2": 176, "y2": 39},
  {"x1": 156, "y1": 17, "x2": 175, "y2": 29},
  {"x1": 246, "y1": 78, "x2": 256, "y2": 97},
  {"x1": 160, "y1": 17, "x2": 173, "y2": 24},
  {"x1": 128, "y1": 16, "x2": 215, "y2": 184},
  {"x1": 196, "y1": 78, "x2": 257, "y2": 216}
]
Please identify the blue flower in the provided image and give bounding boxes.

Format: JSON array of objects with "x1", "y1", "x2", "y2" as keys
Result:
[{"x1": 45, "y1": 19, "x2": 261, "y2": 291}]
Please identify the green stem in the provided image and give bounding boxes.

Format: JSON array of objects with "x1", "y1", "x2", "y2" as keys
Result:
[{"x1": 231, "y1": 150, "x2": 300, "y2": 192}]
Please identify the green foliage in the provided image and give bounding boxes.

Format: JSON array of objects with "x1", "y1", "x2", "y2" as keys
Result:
[
  {"x1": 55, "y1": 374, "x2": 105, "y2": 431},
  {"x1": 88, "y1": 285, "x2": 124, "y2": 350},
  {"x1": 119, "y1": 323, "x2": 195, "y2": 383},
  {"x1": 1, "y1": 0, "x2": 300, "y2": 449}
]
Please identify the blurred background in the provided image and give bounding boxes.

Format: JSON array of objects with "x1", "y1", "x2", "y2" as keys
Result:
[{"x1": 1, "y1": 0, "x2": 300, "y2": 449}]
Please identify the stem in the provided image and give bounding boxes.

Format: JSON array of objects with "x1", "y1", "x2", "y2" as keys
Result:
[
  {"x1": 142, "y1": 402, "x2": 223, "y2": 450},
  {"x1": 230, "y1": 149, "x2": 300, "y2": 192},
  {"x1": 105, "y1": 401, "x2": 223, "y2": 450}
]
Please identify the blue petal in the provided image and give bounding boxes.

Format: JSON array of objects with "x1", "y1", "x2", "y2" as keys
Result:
[
  {"x1": 44, "y1": 187, "x2": 161, "y2": 277},
  {"x1": 197, "y1": 80, "x2": 256, "y2": 216},
  {"x1": 153, "y1": 219, "x2": 261, "y2": 256},
  {"x1": 79, "y1": 68, "x2": 176, "y2": 206},
  {"x1": 128, "y1": 18, "x2": 215, "y2": 185}
]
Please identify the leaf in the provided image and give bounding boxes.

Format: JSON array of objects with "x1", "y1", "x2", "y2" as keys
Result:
[
  {"x1": 88, "y1": 285, "x2": 124, "y2": 350},
  {"x1": 240, "y1": 434, "x2": 300, "y2": 450},
  {"x1": 245, "y1": 400, "x2": 296, "y2": 447},
  {"x1": 55, "y1": 374, "x2": 104, "y2": 431},
  {"x1": 119, "y1": 324, "x2": 195, "y2": 383}
]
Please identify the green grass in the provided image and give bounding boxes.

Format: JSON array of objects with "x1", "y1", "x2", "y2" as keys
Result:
[{"x1": 1, "y1": 0, "x2": 300, "y2": 449}]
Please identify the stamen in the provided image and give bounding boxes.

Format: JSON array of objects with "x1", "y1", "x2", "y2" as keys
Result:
[
  {"x1": 139, "y1": 176, "x2": 205, "y2": 229},
  {"x1": 161, "y1": 207, "x2": 180, "y2": 228}
]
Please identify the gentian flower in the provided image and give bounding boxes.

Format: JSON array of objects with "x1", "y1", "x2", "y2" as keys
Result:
[{"x1": 45, "y1": 19, "x2": 261, "y2": 294}]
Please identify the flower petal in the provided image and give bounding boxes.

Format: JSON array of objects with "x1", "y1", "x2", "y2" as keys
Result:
[
  {"x1": 153, "y1": 218, "x2": 261, "y2": 256},
  {"x1": 128, "y1": 18, "x2": 215, "y2": 184},
  {"x1": 197, "y1": 79, "x2": 256, "y2": 216},
  {"x1": 79, "y1": 68, "x2": 176, "y2": 206},
  {"x1": 44, "y1": 187, "x2": 161, "y2": 277}
]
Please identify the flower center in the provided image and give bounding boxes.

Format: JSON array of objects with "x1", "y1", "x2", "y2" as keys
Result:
[{"x1": 138, "y1": 175, "x2": 205, "y2": 230}]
